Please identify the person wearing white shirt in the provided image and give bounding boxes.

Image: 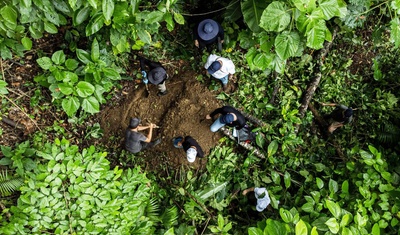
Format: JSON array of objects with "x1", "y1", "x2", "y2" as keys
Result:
[{"x1": 204, "y1": 54, "x2": 235, "y2": 91}]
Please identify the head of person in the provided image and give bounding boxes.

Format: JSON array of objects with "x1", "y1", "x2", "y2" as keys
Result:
[
  {"x1": 173, "y1": 136, "x2": 184, "y2": 148},
  {"x1": 220, "y1": 113, "x2": 234, "y2": 124},
  {"x1": 344, "y1": 108, "x2": 353, "y2": 117},
  {"x1": 207, "y1": 60, "x2": 222, "y2": 75},
  {"x1": 148, "y1": 67, "x2": 167, "y2": 85},
  {"x1": 186, "y1": 147, "x2": 197, "y2": 163},
  {"x1": 129, "y1": 118, "x2": 141, "y2": 129},
  {"x1": 197, "y1": 19, "x2": 219, "y2": 41}
]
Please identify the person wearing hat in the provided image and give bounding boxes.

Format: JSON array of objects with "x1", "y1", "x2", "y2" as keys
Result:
[
  {"x1": 125, "y1": 117, "x2": 161, "y2": 154},
  {"x1": 172, "y1": 136, "x2": 204, "y2": 163},
  {"x1": 206, "y1": 106, "x2": 246, "y2": 135},
  {"x1": 204, "y1": 54, "x2": 235, "y2": 91},
  {"x1": 242, "y1": 187, "x2": 271, "y2": 212},
  {"x1": 194, "y1": 19, "x2": 224, "y2": 52},
  {"x1": 139, "y1": 56, "x2": 169, "y2": 96},
  {"x1": 321, "y1": 103, "x2": 354, "y2": 133}
]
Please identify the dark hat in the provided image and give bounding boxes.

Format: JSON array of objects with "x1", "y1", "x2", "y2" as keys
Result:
[
  {"x1": 344, "y1": 108, "x2": 353, "y2": 117},
  {"x1": 220, "y1": 114, "x2": 234, "y2": 124},
  {"x1": 207, "y1": 61, "x2": 222, "y2": 75},
  {"x1": 148, "y1": 67, "x2": 166, "y2": 85},
  {"x1": 197, "y1": 19, "x2": 219, "y2": 41},
  {"x1": 129, "y1": 118, "x2": 141, "y2": 128},
  {"x1": 173, "y1": 136, "x2": 184, "y2": 148}
]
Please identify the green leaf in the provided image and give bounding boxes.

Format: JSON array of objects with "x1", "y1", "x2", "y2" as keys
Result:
[
  {"x1": 280, "y1": 208, "x2": 294, "y2": 223},
  {"x1": 372, "y1": 223, "x2": 380, "y2": 235},
  {"x1": 37, "y1": 57, "x2": 53, "y2": 70},
  {"x1": 76, "y1": 81, "x2": 95, "y2": 97},
  {"x1": 265, "y1": 219, "x2": 288, "y2": 235},
  {"x1": 173, "y1": 12, "x2": 185, "y2": 24},
  {"x1": 328, "y1": 179, "x2": 338, "y2": 194},
  {"x1": 218, "y1": 214, "x2": 224, "y2": 229},
  {"x1": 51, "y1": 50, "x2": 66, "y2": 65},
  {"x1": 62, "y1": 96, "x2": 80, "y2": 117},
  {"x1": 260, "y1": 2, "x2": 291, "y2": 32},
  {"x1": 0, "y1": 6, "x2": 17, "y2": 30},
  {"x1": 311, "y1": 226, "x2": 319, "y2": 235},
  {"x1": 137, "y1": 29, "x2": 152, "y2": 44},
  {"x1": 325, "y1": 200, "x2": 341, "y2": 219},
  {"x1": 58, "y1": 83, "x2": 74, "y2": 95},
  {"x1": 91, "y1": 38, "x2": 100, "y2": 61},
  {"x1": 94, "y1": 85, "x2": 106, "y2": 104},
  {"x1": 390, "y1": 18, "x2": 400, "y2": 48},
  {"x1": 340, "y1": 214, "x2": 352, "y2": 227},
  {"x1": 73, "y1": 7, "x2": 91, "y2": 26},
  {"x1": 65, "y1": 59, "x2": 79, "y2": 71},
  {"x1": 21, "y1": 37, "x2": 33, "y2": 50},
  {"x1": 0, "y1": 80, "x2": 9, "y2": 95},
  {"x1": 296, "y1": 219, "x2": 308, "y2": 235},
  {"x1": 44, "y1": 21, "x2": 58, "y2": 34},
  {"x1": 197, "y1": 182, "x2": 228, "y2": 200},
  {"x1": 267, "y1": 140, "x2": 278, "y2": 157},
  {"x1": 81, "y1": 96, "x2": 100, "y2": 114},
  {"x1": 76, "y1": 49, "x2": 91, "y2": 64},
  {"x1": 292, "y1": 0, "x2": 316, "y2": 12},
  {"x1": 284, "y1": 171, "x2": 291, "y2": 188},
  {"x1": 102, "y1": 0, "x2": 115, "y2": 23},
  {"x1": 86, "y1": 13, "x2": 105, "y2": 36},
  {"x1": 316, "y1": 177, "x2": 324, "y2": 189},
  {"x1": 102, "y1": 68, "x2": 121, "y2": 80},
  {"x1": 325, "y1": 218, "x2": 339, "y2": 234},
  {"x1": 306, "y1": 19, "x2": 327, "y2": 50},
  {"x1": 275, "y1": 31, "x2": 300, "y2": 60},
  {"x1": 241, "y1": 0, "x2": 269, "y2": 32},
  {"x1": 318, "y1": 0, "x2": 341, "y2": 20}
]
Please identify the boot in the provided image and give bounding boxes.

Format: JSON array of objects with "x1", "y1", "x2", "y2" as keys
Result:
[{"x1": 223, "y1": 84, "x2": 228, "y2": 92}]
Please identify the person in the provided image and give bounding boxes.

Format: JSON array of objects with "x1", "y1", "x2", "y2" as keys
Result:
[
  {"x1": 125, "y1": 117, "x2": 161, "y2": 154},
  {"x1": 139, "y1": 56, "x2": 169, "y2": 96},
  {"x1": 194, "y1": 19, "x2": 224, "y2": 52},
  {"x1": 242, "y1": 187, "x2": 271, "y2": 212},
  {"x1": 321, "y1": 103, "x2": 353, "y2": 133},
  {"x1": 172, "y1": 136, "x2": 204, "y2": 163},
  {"x1": 206, "y1": 106, "x2": 246, "y2": 136},
  {"x1": 204, "y1": 54, "x2": 235, "y2": 91}
]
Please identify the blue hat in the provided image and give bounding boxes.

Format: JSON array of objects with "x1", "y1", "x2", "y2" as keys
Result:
[
  {"x1": 344, "y1": 108, "x2": 353, "y2": 117},
  {"x1": 197, "y1": 19, "x2": 219, "y2": 41},
  {"x1": 129, "y1": 118, "x2": 140, "y2": 128},
  {"x1": 220, "y1": 114, "x2": 234, "y2": 124},
  {"x1": 207, "y1": 61, "x2": 222, "y2": 75},
  {"x1": 173, "y1": 136, "x2": 183, "y2": 148},
  {"x1": 148, "y1": 67, "x2": 167, "y2": 85}
]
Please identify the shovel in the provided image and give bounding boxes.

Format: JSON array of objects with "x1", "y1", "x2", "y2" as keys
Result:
[{"x1": 144, "y1": 83, "x2": 150, "y2": 97}]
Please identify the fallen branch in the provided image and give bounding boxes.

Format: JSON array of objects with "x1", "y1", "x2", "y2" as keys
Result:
[
  {"x1": 1, "y1": 116, "x2": 25, "y2": 130},
  {"x1": 220, "y1": 127, "x2": 266, "y2": 159},
  {"x1": 297, "y1": 28, "x2": 338, "y2": 132}
]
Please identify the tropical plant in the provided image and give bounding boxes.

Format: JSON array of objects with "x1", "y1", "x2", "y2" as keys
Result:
[{"x1": 0, "y1": 169, "x2": 23, "y2": 197}]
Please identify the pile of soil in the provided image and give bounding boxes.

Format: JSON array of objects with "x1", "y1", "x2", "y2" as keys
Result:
[{"x1": 98, "y1": 68, "x2": 224, "y2": 168}]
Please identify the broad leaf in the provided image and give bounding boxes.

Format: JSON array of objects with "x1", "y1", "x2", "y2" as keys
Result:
[
  {"x1": 284, "y1": 171, "x2": 291, "y2": 188},
  {"x1": 295, "y1": 220, "x2": 308, "y2": 235},
  {"x1": 44, "y1": 21, "x2": 58, "y2": 34},
  {"x1": 318, "y1": 0, "x2": 341, "y2": 20},
  {"x1": 306, "y1": 19, "x2": 327, "y2": 49},
  {"x1": 91, "y1": 38, "x2": 100, "y2": 61},
  {"x1": 102, "y1": 0, "x2": 115, "y2": 24},
  {"x1": 325, "y1": 200, "x2": 341, "y2": 219},
  {"x1": 0, "y1": 80, "x2": 9, "y2": 95},
  {"x1": 94, "y1": 85, "x2": 106, "y2": 104},
  {"x1": 280, "y1": 208, "x2": 294, "y2": 223},
  {"x1": 265, "y1": 219, "x2": 288, "y2": 235},
  {"x1": 86, "y1": 13, "x2": 105, "y2": 36},
  {"x1": 311, "y1": 226, "x2": 319, "y2": 235},
  {"x1": 37, "y1": 57, "x2": 53, "y2": 70},
  {"x1": 340, "y1": 214, "x2": 353, "y2": 227},
  {"x1": 173, "y1": 13, "x2": 185, "y2": 25},
  {"x1": 241, "y1": 0, "x2": 268, "y2": 32},
  {"x1": 0, "y1": 6, "x2": 17, "y2": 30},
  {"x1": 145, "y1": 11, "x2": 164, "y2": 24},
  {"x1": 275, "y1": 31, "x2": 300, "y2": 60},
  {"x1": 73, "y1": 7, "x2": 91, "y2": 26},
  {"x1": 260, "y1": 2, "x2": 291, "y2": 32},
  {"x1": 76, "y1": 81, "x2": 95, "y2": 97},
  {"x1": 51, "y1": 50, "x2": 66, "y2": 65},
  {"x1": 316, "y1": 177, "x2": 324, "y2": 189},
  {"x1": 81, "y1": 96, "x2": 100, "y2": 114},
  {"x1": 292, "y1": 0, "x2": 316, "y2": 12},
  {"x1": 76, "y1": 49, "x2": 91, "y2": 64},
  {"x1": 102, "y1": 68, "x2": 121, "y2": 80},
  {"x1": 137, "y1": 29, "x2": 152, "y2": 44},
  {"x1": 390, "y1": 18, "x2": 400, "y2": 48},
  {"x1": 62, "y1": 96, "x2": 80, "y2": 117},
  {"x1": 267, "y1": 140, "x2": 278, "y2": 157},
  {"x1": 58, "y1": 83, "x2": 74, "y2": 95},
  {"x1": 197, "y1": 182, "x2": 228, "y2": 200},
  {"x1": 325, "y1": 218, "x2": 339, "y2": 234},
  {"x1": 65, "y1": 59, "x2": 79, "y2": 71},
  {"x1": 21, "y1": 37, "x2": 33, "y2": 50}
]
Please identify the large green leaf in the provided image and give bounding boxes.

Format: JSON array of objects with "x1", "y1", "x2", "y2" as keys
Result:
[
  {"x1": 224, "y1": 0, "x2": 242, "y2": 22},
  {"x1": 275, "y1": 31, "x2": 300, "y2": 60},
  {"x1": 268, "y1": 140, "x2": 278, "y2": 157},
  {"x1": 58, "y1": 83, "x2": 74, "y2": 95},
  {"x1": 102, "y1": 68, "x2": 121, "y2": 80},
  {"x1": 295, "y1": 220, "x2": 308, "y2": 235},
  {"x1": 325, "y1": 200, "x2": 341, "y2": 219},
  {"x1": 62, "y1": 96, "x2": 80, "y2": 117},
  {"x1": 85, "y1": 13, "x2": 105, "y2": 36},
  {"x1": 318, "y1": 0, "x2": 341, "y2": 20},
  {"x1": 0, "y1": 80, "x2": 8, "y2": 95},
  {"x1": 197, "y1": 182, "x2": 228, "y2": 200},
  {"x1": 325, "y1": 218, "x2": 339, "y2": 234},
  {"x1": 94, "y1": 85, "x2": 106, "y2": 104},
  {"x1": 37, "y1": 57, "x2": 53, "y2": 70},
  {"x1": 280, "y1": 208, "x2": 294, "y2": 223},
  {"x1": 51, "y1": 50, "x2": 66, "y2": 65},
  {"x1": 102, "y1": 0, "x2": 115, "y2": 23},
  {"x1": 306, "y1": 19, "x2": 327, "y2": 49},
  {"x1": 21, "y1": 37, "x2": 33, "y2": 50},
  {"x1": 91, "y1": 38, "x2": 100, "y2": 61},
  {"x1": 44, "y1": 21, "x2": 58, "y2": 34},
  {"x1": 390, "y1": 18, "x2": 400, "y2": 48},
  {"x1": 76, "y1": 49, "x2": 91, "y2": 64},
  {"x1": 73, "y1": 7, "x2": 91, "y2": 26},
  {"x1": 81, "y1": 96, "x2": 100, "y2": 114},
  {"x1": 292, "y1": 0, "x2": 316, "y2": 12},
  {"x1": 0, "y1": 6, "x2": 17, "y2": 30},
  {"x1": 265, "y1": 219, "x2": 288, "y2": 235},
  {"x1": 260, "y1": 2, "x2": 291, "y2": 32},
  {"x1": 137, "y1": 29, "x2": 151, "y2": 44},
  {"x1": 76, "y1": 81, "x2": 95, "y2": 98},
  {"x1": 241, "y1": 0, "x2": 268, "y2": 32}
]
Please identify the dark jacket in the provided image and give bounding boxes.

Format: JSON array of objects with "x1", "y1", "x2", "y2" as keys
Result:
[
  {"x1": 139, "y1": 57, "x2": 167, "y2": 84},
  {"x1": 210, "y1": 106, "x2": 246, "y2": 130},
  {"x1": 182, "y1": 136, "x2": 204, "y2": 158},
  {"x1": 330, "y1": 104, "x2": 353, "y2": 124}
]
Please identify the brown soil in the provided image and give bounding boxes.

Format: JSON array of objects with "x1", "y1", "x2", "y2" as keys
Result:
[{"x1": 97, "y1": 67, "x2": 224, "y2": 168}]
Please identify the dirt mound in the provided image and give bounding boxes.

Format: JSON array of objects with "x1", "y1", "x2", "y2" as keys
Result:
[{"x1": 98, "y1": 69, "x2": 224, "y2": 168}]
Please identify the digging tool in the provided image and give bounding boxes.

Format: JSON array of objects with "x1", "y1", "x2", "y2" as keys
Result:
[{"x1": 144, "y1": 83, "x2": 150, "y2": 97}]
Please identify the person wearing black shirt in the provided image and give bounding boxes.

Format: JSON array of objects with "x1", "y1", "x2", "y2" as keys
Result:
[
  {"x1": 206, "y1": 106, "x2": 246, "y2": 135},
  {"x1": 172, "y1": 136, "x2": 204, "y2": 163}
]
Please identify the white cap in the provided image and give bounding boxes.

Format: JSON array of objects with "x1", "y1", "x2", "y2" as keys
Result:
[
  {"x1": 186, "y1": 148, "x2": 197, "y2": 163},
  {"x1": 254, "y1": 187, "x2": 270, "y2": 212}
]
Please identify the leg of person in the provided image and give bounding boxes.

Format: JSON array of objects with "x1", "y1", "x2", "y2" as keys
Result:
[
  {"x1": 210, "y1": 116, "x2": 226, "y2": 132},
  {"x1": 217, "y1": 37, "x2": 222, "y2": 52},
  {"x1": 141, "y1": 139, "x2": 162, "y2": 150},
  {"x1": 157, "y1": 81, "x2": 167, "y2": 96},
  {"x1": 216, "y1": 75, "x2": 229, "y2": 91},
  {"x1": 328, "y1": 121, "x2": 343, "y2": 133},
  {"x1": 232, "y1": 127, "x2": 238, "y2": 137}
]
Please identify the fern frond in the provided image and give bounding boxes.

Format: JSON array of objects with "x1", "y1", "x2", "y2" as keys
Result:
[
  {"x1": 160, "y1": 206, "x2": 178, "y2": 228},
  {"x1": 377, "y1": 122, "x2": 400, "y2": 144},
  {"x1": 0, "y1": 170, "x2": 24, "y2": 197},
  {"x1": 145, "y1": 198, "x2": 160, "y2": 222}
]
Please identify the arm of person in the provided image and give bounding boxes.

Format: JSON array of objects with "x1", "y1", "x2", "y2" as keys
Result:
[
  {"x1": 143, "y1": 124, "x2": 155, "y2": 143},
  {"x1": 207, "y1": 107, "x2": 224, "y2": 119},
  {"x1": 137, "y1": 125, "x2": 151, "y2": 131},
  {"x1": 217, "y1": 23, "x2": 224, "y2": 42},
  {"x1": 242, "y1": 187, "x2": 255, "y2": 195},
  {"x1": 321, "y1": 102, "x2": 337, "y2": 107}
]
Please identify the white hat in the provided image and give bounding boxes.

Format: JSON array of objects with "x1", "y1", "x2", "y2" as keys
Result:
[
  {"x1": 186, "y1": 148, "x2": 197, "y2": 163},
  {"x1": 254, "y1": 187, "x2": 270, "y2": 212}
]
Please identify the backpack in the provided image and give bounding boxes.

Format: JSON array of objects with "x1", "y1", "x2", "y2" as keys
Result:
[{"x1": 237, "y1": 125, "x2": 257, "y2": 144}]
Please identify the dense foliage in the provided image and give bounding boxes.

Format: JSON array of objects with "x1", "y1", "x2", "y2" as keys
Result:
[{"x1": 0, "y1": 0, "x2": 399, "y2": 234}]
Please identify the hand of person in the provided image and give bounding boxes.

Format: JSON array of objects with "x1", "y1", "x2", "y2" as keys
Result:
[
  {"x1": 141, "y1": 71, "x2": 147, "y2": 78},
  {"x1": 151, "y1": 123, "x2": 157, "y2": 128},
  {"x1": 143, "y1": 78, "x2": 148, "y2": 84},
  {"x1": 221, "y1": 40, "x2": 224, "y2": 44},
  {"x1": 206, "y1": 115, "x2": 211, "y2": 119},
  {"x1": 194, "y1": 40, "x2": 199, "y2": 48}
]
